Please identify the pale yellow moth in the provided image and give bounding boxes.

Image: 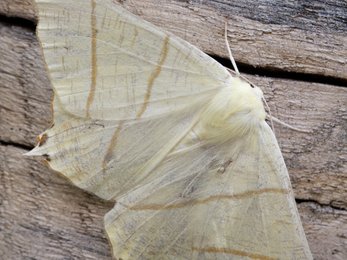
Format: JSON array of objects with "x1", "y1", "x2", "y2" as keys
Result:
[{"x1": 27, "y1": 0, "x2": 313, "y2": 259}]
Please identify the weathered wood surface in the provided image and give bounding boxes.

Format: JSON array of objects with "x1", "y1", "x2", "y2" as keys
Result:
[
  {"x1": 0, "y1": 0, "x2": 346, "y2": 259},
  {"x1": 0, "y1": 0, "x2": 37, "y2": 22}
]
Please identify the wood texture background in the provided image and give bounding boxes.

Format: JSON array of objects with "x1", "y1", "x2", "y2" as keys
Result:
[{"x1": 0, "y1": 0, "x2": 346, "y2": 259}]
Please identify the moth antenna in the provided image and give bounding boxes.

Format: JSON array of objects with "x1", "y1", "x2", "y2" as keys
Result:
[
  {"x1": 262, "y1": 98, "x2": 276, "y2": 136},
  {"x1": 224, "y1": 21, "x2": 239, "y2": 75},
  {"x1": 224, "y1": 22, "x2": 259, "y2": 88},
  {"x1": 225, "y1": 67, "x2": 260, "y2": 88},
  {"x1": 224, "y1": 21, "x2": 277, "y2": 135},
  {"x1": 268, "y1": 116, "x2": 312, "y2": 133}
]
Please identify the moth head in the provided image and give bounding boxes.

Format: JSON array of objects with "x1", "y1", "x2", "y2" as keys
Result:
[{"x1": 197, "y1": 77, "x2": 266, "y2": 145}]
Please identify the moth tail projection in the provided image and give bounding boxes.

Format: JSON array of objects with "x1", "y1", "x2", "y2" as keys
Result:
[{"x1": 24, "y1": 136, "x2": 48, "y2": 157}]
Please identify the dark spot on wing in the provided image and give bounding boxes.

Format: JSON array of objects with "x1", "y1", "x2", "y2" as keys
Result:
[
  {"x1": 38, "y1": 134, "x2": 48, "y2": 147},
  {"x1": 43, "y1": 154, "x2": 51, "y2": 162}
]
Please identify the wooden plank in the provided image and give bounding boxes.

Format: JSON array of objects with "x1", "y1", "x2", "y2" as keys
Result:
[
  {"x1": 0, "y1": 0, "x2": 37, "y2": 22},
  {"x1": 0, "y1": 145, "x2": 113, "y2": 260},
  {"x1": 0, "y1": 22, "x2": 52, "y2": 148},
  {"x1": 0, "y1": 0, "x2": 346, "y2": 79},
  {"x1": 0, "y1": 0, "x2": 346, "y2": 259},
  {"x1": 298, "y1": 202, "x2": 347, "y2": 260},
  {"x1": 120, "y1": 0, "x2": 347, "y2": 80}
]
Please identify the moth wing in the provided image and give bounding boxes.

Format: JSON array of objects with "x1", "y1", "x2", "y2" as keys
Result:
[
  {"x1": 35, "y1": 0, "x2": 231, "y2": 121},
  {"x1": 104, "y1": 122, "x2": 312, "y2": 260},
  {"x1": 27, "y1": 93, "x2": 207, "y2": 200},
  {"x1": 28, "y1": 0, "x2": 232, "y2": 199}
]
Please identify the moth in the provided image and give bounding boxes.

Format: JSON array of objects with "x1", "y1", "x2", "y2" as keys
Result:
[{"x1": 27, "y1": 0, "x2": 313, "y2": 259}]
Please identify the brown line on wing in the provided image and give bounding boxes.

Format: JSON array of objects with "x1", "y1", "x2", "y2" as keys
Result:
[
  {"x1": 136, "y1": 35, "x2": 170, "y2": 119},
  {"x1": 192, "y1": 247, "x2": 278, "y2": 260},
  {"x1": 38, "y1": 134, "x2": 48, "y2": 146},
  {"x1": 131, "y1": 26, "x2": 138, "y2": 47},
  {"x1": 102, "y1": 121, "x2": 125, "y2": 175},
  {"x1": 86, "y1": 0, "x2": 98, "y2": 118},
  {"x1": 125, "y1": 188, "x2": 291, "y2": 210}
]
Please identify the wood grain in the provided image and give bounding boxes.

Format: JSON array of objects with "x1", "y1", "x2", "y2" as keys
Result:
[
  {"x1": 119, "y1": 0, "x2": 347, "y2": 80},
  {"x1": 0, "y1": 0, "x2": 37, "y2": 22},
  {"x1": 0, "y1": 0, "x2": 346, "y2": 259}
]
